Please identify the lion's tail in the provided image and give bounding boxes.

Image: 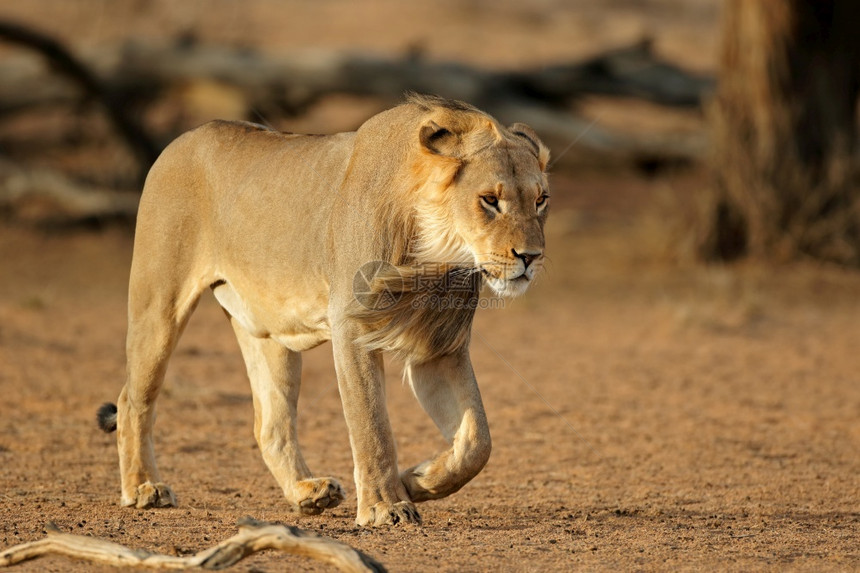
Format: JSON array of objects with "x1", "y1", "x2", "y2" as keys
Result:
[{"x1": 96, "y1": 402, "x2": 118, "y2": 433}]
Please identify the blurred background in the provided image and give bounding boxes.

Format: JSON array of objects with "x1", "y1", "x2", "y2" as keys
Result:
[
  {"x1": 0, "y1": 0, "x2": 718, "y2": 227},
  {"x1": 2, "y1": 0, "x2": 858, "y2": 265},
  {"x1": 0, "y1": 1, "x2": 858, "y2": 571}
]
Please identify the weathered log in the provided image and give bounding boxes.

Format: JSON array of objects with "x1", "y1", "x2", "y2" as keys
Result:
[
  {"x1": 0, "y1": 25, "x2": 710, "y2": 166},
  {"x1": 0, "y1": 160, "x2": 138, "y2": 221},
  {"x1": 0, "y1": 21, "x2": 159, "y2": 172},
  {"x1": 111, "y1": 38, "x2": 712, "y2": 111},
  {"x1": 507, "y1": 39, "x2": 712, "y2": 108},
  {"x1": 0, "y1": 517, "x2": 385, "y2": 572},
  {"x1": 0, "y1": 37, "x2": 710, "y2": 112}
]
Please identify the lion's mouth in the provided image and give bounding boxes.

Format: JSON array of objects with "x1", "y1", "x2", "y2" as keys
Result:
[
  {"x1": 480, "y1": 266, "x2": 532, "y2": 297},
  {"x1": 480, "y1": 267, "x2": 529, "y2": 281}
]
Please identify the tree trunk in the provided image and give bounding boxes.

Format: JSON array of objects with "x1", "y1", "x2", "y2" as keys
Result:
[{"x1": 700, "y1": 0, "x2": 860, "y2": 264}]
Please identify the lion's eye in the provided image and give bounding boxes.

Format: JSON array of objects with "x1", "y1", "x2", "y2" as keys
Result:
[
  {"x1": 481, "y1": 195, "x2": 499, "y2": 209},
  {"x1": 536, "y1": 194, "x2": 549, "y2": 208}
]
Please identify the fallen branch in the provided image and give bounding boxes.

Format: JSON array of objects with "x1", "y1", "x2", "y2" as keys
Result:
[
  {"x1": 513, "y1": 39, "x2": 713, "y2": 107},
  {"x1": 111, "y1": 40, "x2": 709, "y2": 162},
  {"x1": 0, "y1": 36, "x2": 710, "y2": 113},
  {"x1": 110, "y1": 38, "x2": 712, "y2": 111},
  {"x1": 0, "y1": 20, "x2": 159, "y2": 174},
  {"x1": 0, "y1": 160, "x2": 139, "y2": 221},
  {"x1": 0, "y1": 517, "x2": 385, "y2": 572},
  {"x1": 0, "y1": 27, "x2": 710, "y2": 165}
]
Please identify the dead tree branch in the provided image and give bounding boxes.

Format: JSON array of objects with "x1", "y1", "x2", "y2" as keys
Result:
[
  {"x1": 111, "y1": 40, "x2": 709, "y2": 161},
  {"x1": 0, "y1": 161, "x2": 140, "y2": 221},
  {"x1": 109, "y1": 38, "x2": 711, "y2": 112},
  {"x1": 0, "y1": 28, "x2": 710, "y2": 165},
  {"x1": 513, "y1": 39, "x2": 712, "y2": 107},
  {"x1": 0, "y1": 517, "x2": 385, "y2": 572},
  {"x1": 0, "y1": 159, "x2": 138, "y2": 221},
  {"x1": 0, "y1": 21, "x2": 159, "y2": 172}
]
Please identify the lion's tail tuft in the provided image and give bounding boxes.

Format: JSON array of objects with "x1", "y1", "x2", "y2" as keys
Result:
[{"x1": 96, "y1": 402, "x2": 118, "y2": 433}]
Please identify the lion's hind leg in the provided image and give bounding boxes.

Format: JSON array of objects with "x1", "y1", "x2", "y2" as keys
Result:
[
  {"x1": 116, "y1": 271, "x2": 206, "y2": 509},
  {"x1": 230, "y1": 319, "x2": 345, "y2": 515}
]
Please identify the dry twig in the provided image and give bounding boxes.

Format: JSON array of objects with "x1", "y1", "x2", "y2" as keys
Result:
[
  {"x1": 0, "y1": 20, "x2": 159, "y2": 172},
  {"x1": 0, "y1": 160, "x2": 138, "y2": 221},
  {"x1": 0, "y1": 25, "x2": 710, "y2": 165},
  {"x1": 0, "y1": 517, "x2": 385, "y2": 572}
]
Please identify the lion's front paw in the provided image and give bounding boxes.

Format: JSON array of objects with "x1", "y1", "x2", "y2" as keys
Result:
[
  {"x1": 122, "y1": 481, "x2": 177, "y2": 509},
  {"x1": 401, "y1": 463, "x2": 436, "y2": 502},
  {"x1": 357, "y1": 501, "x2": 421, "y2": 527},
  {"x1": 292, "y1": 477, "x2": 345, "y2": 516}
]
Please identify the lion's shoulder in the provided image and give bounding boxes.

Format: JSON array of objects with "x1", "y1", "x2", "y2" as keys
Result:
[{"x1": 193, "y1": 119, "x2": 311, "y2": 140}]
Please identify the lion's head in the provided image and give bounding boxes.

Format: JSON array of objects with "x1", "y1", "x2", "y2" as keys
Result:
[{"x1": 407, "y1": 94, "x2": 550, "y2": 297}]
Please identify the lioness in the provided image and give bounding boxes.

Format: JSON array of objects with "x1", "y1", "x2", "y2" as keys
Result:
[{"x1": 97, "y1": 93, "x2": 550, "y2": 526}]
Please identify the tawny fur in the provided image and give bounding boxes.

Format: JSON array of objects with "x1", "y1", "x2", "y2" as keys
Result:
[{"x1": 103, "y1": 93, "x2": 550, "y2": 527}]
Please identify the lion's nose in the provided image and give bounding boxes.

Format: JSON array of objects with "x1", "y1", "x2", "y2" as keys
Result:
[{"x1": 512, "y1": 248, "x2": 542, "y2": 269}]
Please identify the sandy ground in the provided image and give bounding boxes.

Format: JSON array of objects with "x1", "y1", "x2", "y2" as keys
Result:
[
  {"x1": 1, "y1": 1, "x2": 859, "y2": 571},
  {"x1": 1, "y1": 169, "x2": 859, "y2": 571}
]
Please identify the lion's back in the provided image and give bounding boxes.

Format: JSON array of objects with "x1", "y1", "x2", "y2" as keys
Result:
[
  {"x1": 148, "y1": 119, "x2": 354, "y2": 192},
  {"x1": 138, "y1": 120, "x2": 354, "y2": 237}
]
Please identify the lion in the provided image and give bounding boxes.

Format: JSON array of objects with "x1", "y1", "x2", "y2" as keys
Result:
[{"x1": 97, "y1": 93, "x2": 550, "y2": 526}]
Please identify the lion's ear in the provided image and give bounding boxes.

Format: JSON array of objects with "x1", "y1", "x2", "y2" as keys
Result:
[
  {"x1": 509, "y1": 123, "x2": 550, "y2": 171},
  {"x1": 419, "y1": 120, "x2": 462, "y2": 158}
]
